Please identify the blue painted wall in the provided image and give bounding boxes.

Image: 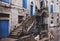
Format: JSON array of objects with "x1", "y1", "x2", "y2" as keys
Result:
[
  {"x1": 30, "y1": 5, "x2": 33, "y2": 16},
  {"x1": 50, "y1": 5, "x2": 53, "y2": 13},
  {"x1": 23, "y1": 0, "x2": 27, "y2": 8},
  {"x1": 0, "y1": 20, "x2": 9, "y2": 38},
  {"x1": 0, "y1": 0, "x2": 9, "y2": 3}
]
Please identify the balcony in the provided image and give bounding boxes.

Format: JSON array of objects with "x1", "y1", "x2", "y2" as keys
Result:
[
  {"x1": 35, "y1": 0, "x2": 48, "y2": 17},
  {"x1": 35, "y1": 6, "x2": 48, "y2": 17}
]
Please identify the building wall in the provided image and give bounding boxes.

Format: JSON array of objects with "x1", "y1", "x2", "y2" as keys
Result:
[
  {"x1": 27, "y1": 0, "x2": 40, "y2": 15},
  {"x1": 0, "y1": 0, "x2": 40, "y2": 33},
  {"x1": 0, "y1": 7, "x2": 11, "y2": 33},
  {"x1": 10, "y1": 8, "x2": 18, "y2": 32},
  {"x1": 47, "y1": 0, "x2": 60, "y2": 27},
  {"x1": 48, "y1": 13, "x2": 59, "y2": 27},
  {"x1": 11, "y1": 0, "x2": 22, "y2": 8},
  {"x1": 48, "y1": 0, "x2": 60, "y2": 13},
  {"x1": 0, "y1": 0, "x2": 28, "y2": 33}
]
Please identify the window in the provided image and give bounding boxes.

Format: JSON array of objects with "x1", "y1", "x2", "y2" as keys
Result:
[
  {"x1": 30, "y1": 2, "x2": 33, "y2": 16},
  {"x1": 23, "y1": 0, "x2": 27, "y2": 8},
  {"x1": 0, "y1": 13, "x2": 9, "y2": 18},
  {"x1": 57, "y1": 0, "x2": 59, "y2": 1},
  {"x1": 40, "y1": 1, "x2": 44, "y2": 8},
  {"x1": 18, "y1": 16, "x2": 23, "y2": 23},
  {"x1": 0, "y1": 0, "x2": 9, "y2": 3},
  {"x1": 50, "y1": 4, "x2": 53, "y2": 13},
  {"x1": 30, "y1": 5, "x2": 33, "y2": 16},
  {"x1": 31, "y1": 1, "x2": 33, "y2": 5},
  {"x1": 57, "y1": 3, "x2": 58, "y2": 5},
  {"x1": 57, "y1": 14, "x2": 59, "y2": 17},
  {"x1": 51, "y1": 17, "x2": 54, "y2": 19},
  {"x1": 51, "y1": 21, "x2": 53, "y2": 24},
  {"x1": 51, "y1": 1, "x2": 54, "y2": 3},
  {"x1": 46, "y1": 0, "x2": 48, "y2": 3}
]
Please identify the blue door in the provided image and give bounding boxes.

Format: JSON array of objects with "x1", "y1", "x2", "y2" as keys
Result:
[
  {"x1": 0, "y1": 20, "x2": 9, "y2": 38},
  {"x1": 30, "y1": 5, "x2": 33, "y2": 16}
]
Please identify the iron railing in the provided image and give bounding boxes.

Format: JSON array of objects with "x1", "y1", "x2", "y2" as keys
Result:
[
  {"x1": 10, "y1": 16, "x2": 36, "y2": 38},
  {"x1": 35, "y1": 6, "x2": 48, "y2": 16}
]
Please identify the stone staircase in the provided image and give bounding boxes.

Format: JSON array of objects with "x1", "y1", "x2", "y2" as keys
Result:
[{"x1": 9, "y1": 16, "x2": 36, "y2": 38}]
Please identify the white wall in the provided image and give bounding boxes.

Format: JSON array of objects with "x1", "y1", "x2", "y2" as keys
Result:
[
  {"x1": 11, "y1": 0, "x2": 40, "y2": 16},
  {"x1": 10, "y1": 8, "x2": 18, "y2": 31},
  {"x1": 35, "y1": 0, "x2": 40, "y2": 9},
  {"x1": 11, "y1": 0, "x2": 22, "y2": 8},
  {"x1": 48, "y1": 0, "x2": 60, "y2": 13},
  {"x1": 48, "y1": 0, "x2": 60, "y2": 27}
]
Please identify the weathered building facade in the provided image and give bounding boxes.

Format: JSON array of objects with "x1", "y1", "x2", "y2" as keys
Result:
[
  {"x1": 0, "y1": 0, "x2": 40, "y2": 37},
  {"x1": 47, "y1": 0, "x2": 60, "y2": 27},
  {"x1": 0, "y1": 0, "x2": 49, "y2": 41},
  {"x1": 0, "y1": 0, "x2": 28, "y2": 34}
]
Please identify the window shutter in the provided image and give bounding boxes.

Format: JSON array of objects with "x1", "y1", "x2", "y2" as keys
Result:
[
  {"x1": 23, "y1": 0, "x2": 27, "y2": 8},
  {"x1": 50, "y1": 5, "x2": 53, "y2": 13},
  {"x1": 30, "y1": 5, "x2": 33, "y2": 16}
]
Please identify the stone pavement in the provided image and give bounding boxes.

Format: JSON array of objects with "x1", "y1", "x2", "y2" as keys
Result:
[
  {"x1": 0, "y1": 35, "x2": 38, "y2": 41},
  {"x1": 0, "y1": 37, "x2": 49, "y2": 41},
  {"x1": 0, "y1": 38, "x2": 17, "y2": 41}
]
